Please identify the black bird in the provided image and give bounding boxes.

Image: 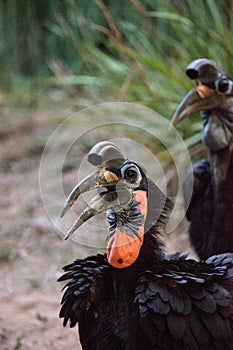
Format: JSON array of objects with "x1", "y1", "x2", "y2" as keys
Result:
[
  {"x1": 171, "y1": 58, "x2": 233, "y2": 260},
  {"x1": 58, "y1": 141, "x2": 233, "y2": 350}
]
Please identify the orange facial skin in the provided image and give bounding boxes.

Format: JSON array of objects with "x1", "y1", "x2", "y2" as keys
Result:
[
  {"x1": 104, "y1": 171, "x2": 119, "y2": 183},
  {"x1": 197, "y1": 84, "x2": 215, "y2": 98},
  {"x1": 107, "y1": 190, "x2": 147, "y2": 269}
]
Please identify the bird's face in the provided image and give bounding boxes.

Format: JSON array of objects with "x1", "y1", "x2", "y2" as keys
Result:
[
  {"x1": 171, "y1": 58, "x2": 233, "y2": 151},
  {"x1": 61, "y1": 156, "x2": 148, "y2": 269}
]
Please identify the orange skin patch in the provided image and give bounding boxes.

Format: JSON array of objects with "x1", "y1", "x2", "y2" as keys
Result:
[
  {"x1": 104, "y1": 171, "x2": 119, "y2": 183},
  {"x1": 197, "y1": 84, "x2": 215, "y2": 98},
  {"x1": 107, "y1": 190, "x2": 147, "y2": 269}
]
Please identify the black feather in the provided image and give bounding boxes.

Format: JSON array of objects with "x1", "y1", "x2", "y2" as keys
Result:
[
  {"x1": 167, "y1": 311, "x2": 186, "y2": 339},
  {"x1": 181, "y1": 62, "x2": 233, "y2": 260},
  {"x1": 58, "y1": 156, "x2": 233, "y2": 349}
]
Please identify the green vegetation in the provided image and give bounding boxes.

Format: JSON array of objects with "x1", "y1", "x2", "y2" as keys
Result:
[
  {"x1": 0, "y1": 243, "x2": 14, "y2": 261},
  {"x1": 14, "y1": 336, "x2": 23, "y2": 350},
  {"x1": 0, "y1": 1, "x2": 232, "y2": 139},
  {"x1": 36, "y1": 312, "x2": 48, "y2": 323}
]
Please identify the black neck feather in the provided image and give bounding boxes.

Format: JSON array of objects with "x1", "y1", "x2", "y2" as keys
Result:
[
  {"x1": 140, "y1": 178, "x2": 173, "y2": 264},
  {"x1": 110, "y1": 178, "x2": 173, "y2": 290}
]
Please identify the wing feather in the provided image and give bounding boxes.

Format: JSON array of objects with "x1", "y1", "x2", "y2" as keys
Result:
[{"x1": 135, "y1": 254, "x2": 233, "y2": 348}]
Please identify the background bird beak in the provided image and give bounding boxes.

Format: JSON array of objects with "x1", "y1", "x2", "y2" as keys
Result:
[
  {"x1": 171, "y1": 86, "x2": 218, "y2": 127},
  {"x1": 171, "y1": 58, "x2": 226, "y2": 127}
]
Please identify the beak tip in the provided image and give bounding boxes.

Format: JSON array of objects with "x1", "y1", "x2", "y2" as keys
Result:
[
  {"x1": 64, "y1": 229, "x2": 73, "y2": 240},
  {"x1": 64, "y1": 223, "x2": 78, "y2": 240},
  {"x1": 60, "y1": 204, "x2": 69, "y2": 218},
  {"x1": 170, "y1": 114, "x2": 179, "y2": 128}
]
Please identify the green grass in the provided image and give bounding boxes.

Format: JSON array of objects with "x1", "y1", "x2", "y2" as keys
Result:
[
  {"x1": 48, "y1": 0, "x2": 233, "y2": 146},
  {"x1": 1, "y1": 0, "x2": 232, "y2": 147},
  {"x1": 0, "y1": 243, "x2": 14, "y2": 262}
]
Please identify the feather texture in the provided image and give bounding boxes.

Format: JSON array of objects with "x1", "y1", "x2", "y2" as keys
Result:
[
  {"x1": 58, "y1": 152, "x2": 233, "y2": 349},
  {"x1": 59, "y1": 250, "x2": 233, "y2": 349}
]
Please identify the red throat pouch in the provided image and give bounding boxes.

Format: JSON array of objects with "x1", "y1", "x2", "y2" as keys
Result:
[{"x1": 107, "y1": 190, "x2": 147, "y2": 268}]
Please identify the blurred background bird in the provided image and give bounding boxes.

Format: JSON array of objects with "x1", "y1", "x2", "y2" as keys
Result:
[
  {"x1": 58, "y1": 141, "x2": 233, "y2": 350},
  {"x1": 171, "y1": 58, "x2": 233, "y2": 260}
]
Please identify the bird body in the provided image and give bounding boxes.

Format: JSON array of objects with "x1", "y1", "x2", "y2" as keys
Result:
[
  {"x1": 59, "y1": 250, "x2": 233, "y2": 350},
  {"x1": 59, "y1": 254, "x2": 149, "y2": 350},
  {"x1": 172, "y1": 59, "x2": 233, "y2": 260},
  {"x1": 185, "y1": 151, "x2": 233, "y2": 259},
  {"x1": 58, "y1": 142, "x2": 233, "y2": 349}
]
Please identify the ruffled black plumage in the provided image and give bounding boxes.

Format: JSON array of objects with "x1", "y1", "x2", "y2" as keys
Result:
[
  {"x1": 59, "y1": 254, "x2": 150, "y2": 350},
  {"x1": 58, "y1": 157, "x2": 233, "y2": 349},
  {"x1": 59, "y1": 250, "x2": 233, "y2": 349},
  {"x1": 134, "y1": 252, "x2": 233, "y2": 349},
  {"x1": 183, "y1": 154, "x2": 233, "y2": 260},
  {"x1": 58, "y1": 254, "x2": 110, "y2": 328}
]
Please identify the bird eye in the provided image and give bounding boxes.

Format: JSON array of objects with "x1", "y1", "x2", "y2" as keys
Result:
[
  {"x1": 121, "y1": 164, "x2": 140, "y2": 183},
  {"x1": 125, "y1": 167, "x2": 138, "y2": 181},
  {"x1": 218, "y1": 78, "x2": 229, "y2": 93}
]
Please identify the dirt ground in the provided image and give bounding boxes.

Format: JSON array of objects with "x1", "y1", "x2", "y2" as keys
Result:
[{"x1": 0, "y1": 106, "x2": 194, "y2": 350}]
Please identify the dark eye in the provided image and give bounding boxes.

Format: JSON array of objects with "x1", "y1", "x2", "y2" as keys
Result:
[
  {"x1": 120, "y1": 163, "x2": 141, "y2": 184},
  {"x1": 218, "y1": 78, "x2": 229, "y2": 93},
  {"x1": 125, "y1": 167, "x2": 138, "y2": 182}
]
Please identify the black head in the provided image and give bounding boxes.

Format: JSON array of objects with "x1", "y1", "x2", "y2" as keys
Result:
[
  {"x1": 61, "y1": 142, "x2": 171, "y2": 268},
  {"x1": 171, "y1": 58, "x2": 233, "y2": 151}
]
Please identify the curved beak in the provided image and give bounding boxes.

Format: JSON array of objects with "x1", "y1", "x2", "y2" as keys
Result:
[
  {"x1": 60, "y1": 169, "x2": 119, "y2": 218},
  {"x1": 170, "y1": 58, "x2": 229, "y2": 127},
  {"x1": 61, "y1": 141, "x2": 129, "y2": 239},
  {"x1": 171, "y1": 86, "x2": 221, "y2": 127},
  {"x1": 61, "y1": 161, "x2": 132, "y2": 240},
  {"x1": 64, "y1": 189, "x2": 131, "y2": 240}
]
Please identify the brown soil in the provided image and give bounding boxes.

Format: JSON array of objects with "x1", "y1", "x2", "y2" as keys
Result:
[{"x1": 0, "y1": 107, "x2": 193, "y2": 350}]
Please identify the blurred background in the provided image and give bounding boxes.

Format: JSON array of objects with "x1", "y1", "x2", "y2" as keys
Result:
[{"x1": 0, "y1": 1, "x2": 232, "y2": 349}]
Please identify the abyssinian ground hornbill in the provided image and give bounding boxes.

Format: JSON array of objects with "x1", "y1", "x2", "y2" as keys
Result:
[
  {"x1": 171, "y1": 59, "x2": 233, "y2": 260},
  {"x1": 58, "y1": 141, "x2": 233, "y2": 350}
]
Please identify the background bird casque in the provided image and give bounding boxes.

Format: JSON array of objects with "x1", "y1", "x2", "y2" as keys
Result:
[
  {"x1": 171, "y1": 58, "x2": 233, "y2": 260},
  {"x1": 58, "y1": 141, "x2": 233, "y2": 350}
]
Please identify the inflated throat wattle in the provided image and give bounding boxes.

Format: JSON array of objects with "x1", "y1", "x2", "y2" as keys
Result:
[{"x1": 107, "y1": 190, "x2": 147, "y2": 269}]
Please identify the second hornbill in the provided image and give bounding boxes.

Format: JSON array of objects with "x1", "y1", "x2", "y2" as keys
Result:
[
  {"x1": 58, "y1": 141, "x2": 233, "y2": 350},
  {"x1": 171, "y1": 59, "x2": 233, "y2": 260}
]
